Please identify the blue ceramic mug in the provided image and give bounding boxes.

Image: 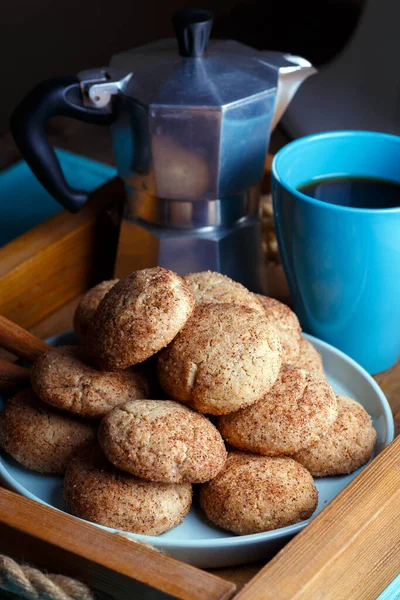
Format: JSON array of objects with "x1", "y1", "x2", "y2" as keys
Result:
[{"x1": 272, "y1": 130, "x2": 400, "y2": 374}]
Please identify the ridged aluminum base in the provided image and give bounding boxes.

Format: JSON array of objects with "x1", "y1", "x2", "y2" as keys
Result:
[{"x1": 114, "y1": 215, "x2": 267, "y2": 293}]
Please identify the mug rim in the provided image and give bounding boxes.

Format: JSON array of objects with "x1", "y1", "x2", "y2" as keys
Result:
[{"x1": 272, "y1": 130, "x2": 400, "y2": 215}]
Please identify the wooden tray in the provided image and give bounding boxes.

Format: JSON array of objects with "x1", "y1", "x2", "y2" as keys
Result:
[
  {"x1": 0, "y1": 178, "x2": 124, "y2": 332},
  {"x1": 1, "y1": 177, "x2": 399, "y2": 599}
]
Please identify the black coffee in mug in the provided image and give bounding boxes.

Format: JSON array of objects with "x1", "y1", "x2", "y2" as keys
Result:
[{"x1": 298, "y1": 176, "x2": 400, "y2": 209}]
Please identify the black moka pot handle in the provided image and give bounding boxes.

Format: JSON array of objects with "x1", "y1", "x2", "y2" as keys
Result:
[{"x1": 10, "y1": 77, "x2": 115, "y2": 212}]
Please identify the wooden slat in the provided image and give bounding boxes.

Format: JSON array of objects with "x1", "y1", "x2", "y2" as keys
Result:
[
  {"x1": 375, "y1": 367, "x2": 400, "y2": 416},
  {"x1": 234, "y1": 437, "x2": 400, "y2": 600},
  {"x1": 0, "y1": 178, "x2": 124, "y2": 330},
  {"x1": 210, "y1": 564, "x2": 263, "y2": 592},
  {"x1": 29, "y1": 294, "x2": 82, "y2": 341},
  {"x1": 0, "y1": 488, "x2": 236, "y2": 600},
  {"x1": 395, "y1": 411, "x2": 400, "y2": 437}
]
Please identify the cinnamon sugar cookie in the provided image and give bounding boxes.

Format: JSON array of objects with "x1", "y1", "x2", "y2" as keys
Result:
[
  {"x1": 184, "y1": 271, "x2": 264, "y2": 313},
  {"x1": 99, "y1": 400, "x2": 227, "y2": 483},
  {"x1": 218, "y1": 365, "x2": 338, "y2": 455},
  {"x1": 200, "y1": 452, "x2": 318, "y2": 535},
  {"x1": 31, "y1": 346, "x2": 150, "y2": 418},
  {"x1": 89, "y1": 268, "x2": 195, "y2": 370},
  {"x1": 0, "y1": 388, "x2": 96, "y2": 473},
  {"x1": 256, "y1": 295, "x2": 301, "y2": 363},
  {"x1": 293, "y1": 395, "x2": 377, "y2": 476},
  {"x1": 64, "y1": 445, "x2": 192, "y2": 535},
  {"x1": 74, "y1": 279, "x2": 118, "y2": 344},
  {"x1": 158, "y1": 303, "x2": 282, "y2": 415},
  {"x1": 295, "y1": 338, "x2": 325, "y2": 378}
]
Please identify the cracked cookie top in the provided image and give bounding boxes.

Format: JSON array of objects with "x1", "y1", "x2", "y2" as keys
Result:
[
  {"x1": 98, "y1": 399, "x2": 227, "y2": 483},
  {"x1": 64, "y1": 444, "x2": 192, "y2": 535},
  {"x1": 31, "y1": 345, "x2": 151, "y2": 418},
  {"x1": 199, "y1": 452, "x2": 318, "y2": 535},
  {"x1": 217, "y1": 365, "x2": 338, "y2": 455},
  {"x1": 157, "y1": 303, "x2": 282, "y2": 415},
  {"x1": 184, "y1": 271, "x2": 264, "y2": 313},
  {"x1": 0, "y1": 388, "x2": 96, "y2": 473},
  {"x1": 293, "y1": 395, "x2": 377, "y2": 476},
  {"x1": 88, "y1": 267, "x2": 195, "y2": 370}
]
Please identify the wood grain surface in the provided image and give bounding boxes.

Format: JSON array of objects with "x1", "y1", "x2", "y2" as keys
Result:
[
  {"x1": 0, "y1": 488, "x2": 236, "y2": 600},
  {"x1": 234, "y1": 437, "x2": 400, "y2": 600},
  {"x1": 0, "y1": 178, "x2": 123, "y2": 331}
]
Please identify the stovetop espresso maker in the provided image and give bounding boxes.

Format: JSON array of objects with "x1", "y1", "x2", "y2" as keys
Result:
[{"x1": 11, "y1": 9, "x2": 315, "y2": 291}]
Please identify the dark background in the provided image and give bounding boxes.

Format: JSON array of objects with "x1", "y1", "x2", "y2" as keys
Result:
[
  {"x1": 0, "y1": 0, "x2": 362, "y2": 134},
  {"x1": 0, "y1": 0, "x2": 363, "y2": 168}
]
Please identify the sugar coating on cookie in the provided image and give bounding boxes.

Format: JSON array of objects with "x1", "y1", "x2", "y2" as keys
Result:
[
  {"x1": 295, "y1": 338, "x2": 325, "y2": 378},
  {"x1": 99, "y1": 400, "x2": 227, "y2": 483},
  {"x1": 200, "y1": 452, "x2": 318, "y2": 535},
  {"x1": 74, "y1": 279, "x2": 119, "y2": 344},
  {"x1": 184, "y1": 271, "x2": 264, "y2": 313},
  {"x1": 64, "y1": 445, "x2": 192, "y2": 535},
  {"x1": 157, "y1": 303, "x2": 282, "y2": 415},
  {"x1": 218, "y1": 365, "x2": 338, "y2": 455},
  {"x1": 256, "y1": 295, "x2": 301, "y2": 363},
  {"x1": 89, "y1": 268, "x2": 195, "y2": 370},
  {"x1": 0, "y1": 388, "x2": 96, "y2": 474},
  {"x1": 293, "y1": 395, "x2": 377, "y2": 476},
  {"x1": 31, "y1": 346, "x2": 150, "y2": 418}
]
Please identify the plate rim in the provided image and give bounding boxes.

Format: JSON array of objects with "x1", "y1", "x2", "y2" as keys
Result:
[{"x1": 0, "y1": 331, "x2": 394, "y2": 550}]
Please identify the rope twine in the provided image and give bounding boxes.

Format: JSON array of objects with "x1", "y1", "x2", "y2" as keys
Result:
[{"x1": 0, "y1": 555, "x2": 94, "y2": 600}]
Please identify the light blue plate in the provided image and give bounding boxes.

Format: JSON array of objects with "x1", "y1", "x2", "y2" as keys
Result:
[{"x1": 0, "y1": 332, "x2": 394, "y2": 568}]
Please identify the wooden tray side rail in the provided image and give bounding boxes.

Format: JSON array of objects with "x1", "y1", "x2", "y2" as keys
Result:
[
  {"x1": 0, "y1": 487, "x2": 236, "y2": 600},
  {"x1": 235, "y1": 437, "x2": 400, "y2": 600},
  {"x1": 0, "y1": 178, "x2": 124, "y2": 331}
]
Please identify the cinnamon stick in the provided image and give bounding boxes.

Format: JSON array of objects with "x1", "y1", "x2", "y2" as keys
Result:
[
  {"x1": 0, "y1": 359, "x2": 30, "y2": 387},
  {"x1": 0, "y1": 315, "x2": 50, "y2": 363}
]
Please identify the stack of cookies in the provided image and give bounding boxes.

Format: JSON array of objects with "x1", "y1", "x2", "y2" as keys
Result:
[{"x1": 0, "y1": 268, "x2": 377, "y2": 538}]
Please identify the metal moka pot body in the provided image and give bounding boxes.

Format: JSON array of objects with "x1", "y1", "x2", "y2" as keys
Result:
[{"x1": 10, "y1": 10, "x2": 315, "y2": 289}]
